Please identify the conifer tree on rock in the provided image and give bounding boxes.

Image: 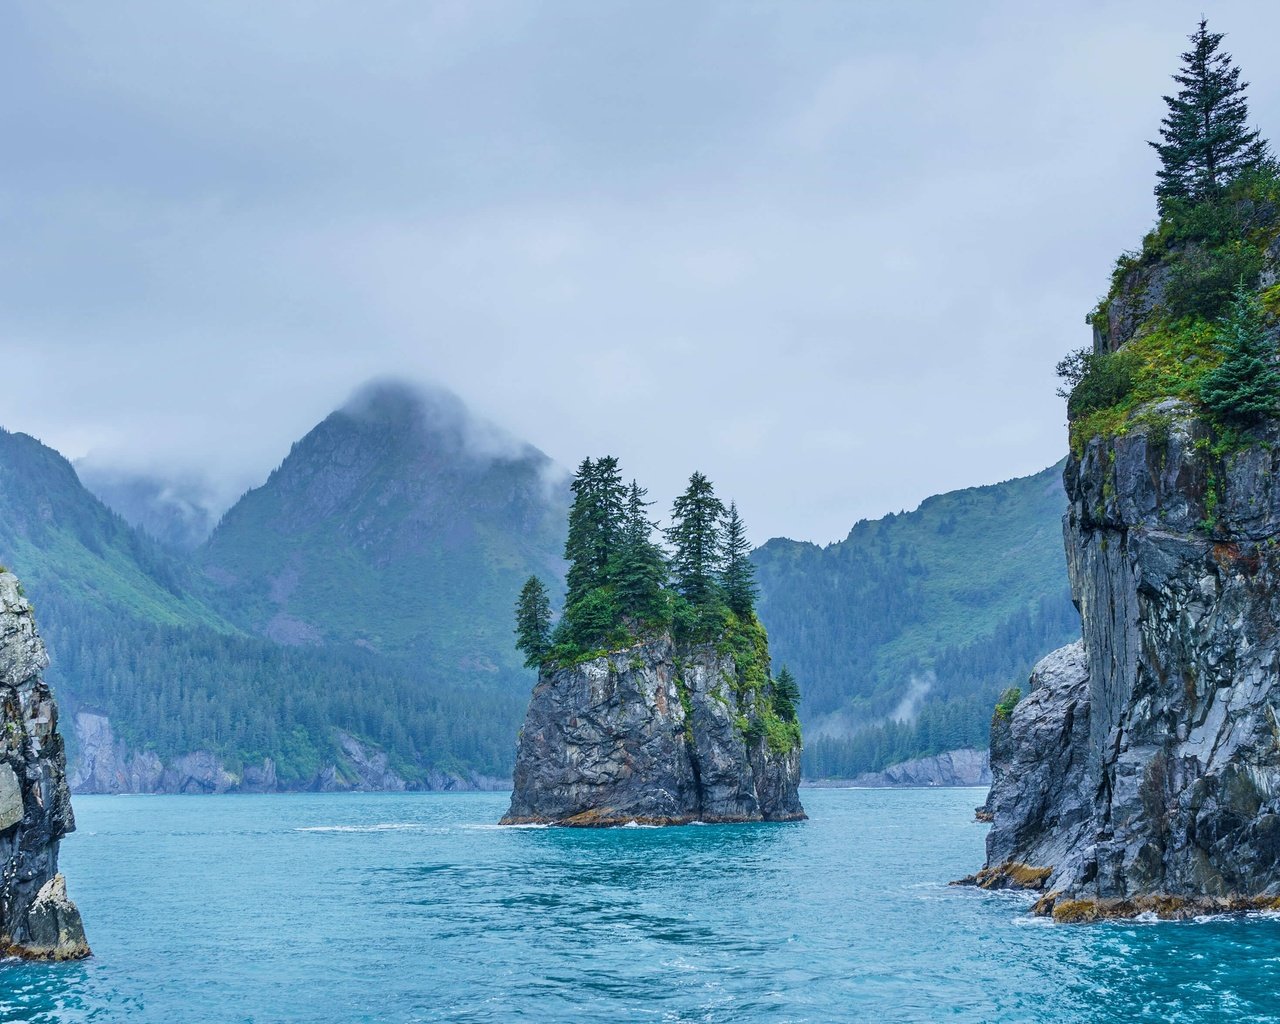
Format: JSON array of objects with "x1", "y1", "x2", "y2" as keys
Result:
[
  {"x1": 1200, "y1": 286, "x2": 1280, "y2": 429},
  {"x1": 666, "y1": 472, "x2": 726, "y2": 608},
  {"x1": 614, "y1": 481, "x2": 669, "y2": 626},
  {"x1": 773, "y1": 665, "x2": 801, "y2": 723},
  {"x1": 720, "y1": 501, "x2": 758, "y2": 619},
  {"x1": 562, "y1": 457, "x2": 627, "y2": 609},
  {"x1": 1150, "y1": 18, "x2": 1269, "y2": 209},
  {"x1": 514, "y1": 576, "x2": 553, "y2": 667}
]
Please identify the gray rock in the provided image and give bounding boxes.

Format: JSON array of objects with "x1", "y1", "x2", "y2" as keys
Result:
[
  {"x1": 982, "y1": 641, "x2": 1092, "y2": 872},
  {"x1": 502, "y1": 634, "x2": 805, "y2": 825},
  {"x1": 337, "y1": 731, "x2": 407, "y2": 792},
  {"x1": 0, "y1": 763, "x2": 22, "y2": 830},
  {"x1": 974, "y1": 412, "x2": 1280, "y2": 918},
  {"x1": 0, "y1": 571, "x2": 89, "y2": 960},
  {"x1": 809, "y1": 748, "x2": 991, "y2": 788}
]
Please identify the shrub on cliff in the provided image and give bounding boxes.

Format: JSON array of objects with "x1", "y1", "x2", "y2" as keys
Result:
[{"x1": 1200, "y1": 287, "x2": 1280, "y2": 429}]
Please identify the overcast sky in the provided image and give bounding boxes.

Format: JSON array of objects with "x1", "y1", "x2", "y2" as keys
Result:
[{"x1": 4, "y1": 1, "x2": 1279, "y2": 544}]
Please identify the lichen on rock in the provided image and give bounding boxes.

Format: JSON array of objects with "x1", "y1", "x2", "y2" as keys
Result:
[{"x1": 0, "y1": 570, "x2": 90, "y2": 960}]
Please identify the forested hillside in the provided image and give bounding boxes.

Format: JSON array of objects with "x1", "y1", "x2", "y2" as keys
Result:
[
  {"x1": 0, "y1": 423, "x2": 530, "y2": 787},
  {"x1": 754, "y1": 462, "x2": 1079, "y2": 777}
]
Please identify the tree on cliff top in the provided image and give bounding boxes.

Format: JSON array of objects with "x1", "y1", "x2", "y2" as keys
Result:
[
  {"x1": 667, "y1": 472, "x2": 726, "y2": 608},
  {"x1": 514, "y1": 576, "x2": 553, "y2": 668},
  {"x1": 1199, "y1": 286, "x2": 1280, "y2": 429},
  {"x1": 1151, "y1": 18, "x2": 1269, "y2": 210},
  {"x1": 721, "y1": 502, "x2": 758, "y2": 619},
  {"x1": 613, "y1": 480, "x2": 669, "y2": 626},
  {"x1": 563, "y1": 456, "x2": 627, "y2": 610}
]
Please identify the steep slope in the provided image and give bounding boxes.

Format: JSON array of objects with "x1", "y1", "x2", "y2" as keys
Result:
[
  {"x1": 199, "y1": 380, "x2": 568, "y2": 682},
  {"x1": 0, "y1": 425, "x2": 525, "y2": 790},
  {"x1": 754, "y1": 462, "x2": 1079, "y2": 775},
  {"x1": 0, "y1": 429, "x2": 226, "y2": 632}
]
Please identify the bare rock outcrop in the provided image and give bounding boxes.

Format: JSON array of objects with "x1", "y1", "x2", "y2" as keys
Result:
[
  {"x1": 967, "y1": 411, "x2": 1280, "y2": 919},
  {"x1": 502, "y1": 635, "x2": 805, "y2": 826},
  {"x1": 0, "y1": 571, "x2": 89, "y2": 960}
]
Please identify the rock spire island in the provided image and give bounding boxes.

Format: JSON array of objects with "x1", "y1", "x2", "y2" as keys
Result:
[{"x1": 502, "y1": 460, "x2": 804, "y2": 826}]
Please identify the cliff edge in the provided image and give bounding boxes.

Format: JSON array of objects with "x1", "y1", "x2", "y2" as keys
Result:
[
  {"x1": 502, "y1": 634, "x2": 805, "y2": 826},
  {"x1": 968, "y1": 410, "x2": 1280, "y2": 919},
  {"x1": 0, "y1": 570, "x2": 90, "y2": 959}
]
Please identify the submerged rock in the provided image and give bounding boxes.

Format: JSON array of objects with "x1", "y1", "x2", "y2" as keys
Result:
[
  {"x1": 0, "y1": 571, "x2": 90, "y2": 960},
  {"x1": 969, "y1": 412, "x2": 1280, "y2": 920},
  {"x1": 502, "y1": 634, "x2": 805, "y2": 826}
]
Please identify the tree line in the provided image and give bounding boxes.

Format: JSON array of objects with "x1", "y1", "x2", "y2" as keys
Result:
[{"x1": 516, "y1": 458, "x2": 769, "y2": 664}]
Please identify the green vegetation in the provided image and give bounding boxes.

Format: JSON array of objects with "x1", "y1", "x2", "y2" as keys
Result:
[
  {"x1": 1063, "y1": 19, "x2": 1279, "y2": 455},
  {"x1": 523, "y1": 457, "x2": 800, "y2": 753},
  {"x1": 993, "y1": 687, "x2": 1023, "y2": 721},
  {"x1": 0, "y1": 413, "x2": 539, "y2": 785},
  {"x1": 1150, "y1": 19, "x2": 1270, "y2": 212},
  {"x1": 754, "y1": 463, "x2": 1078, "y2": 778},
  {"x1": 1200, "y1": 287, "x2": 1280, "y2": 428},
  {"x1": 513, "y1": 576, "x2": 553, "y2": 668}
]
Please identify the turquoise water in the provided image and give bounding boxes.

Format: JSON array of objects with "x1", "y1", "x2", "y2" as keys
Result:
[{"x1": 4, "y1": 789, "x2": 1280, "y2": 1023}]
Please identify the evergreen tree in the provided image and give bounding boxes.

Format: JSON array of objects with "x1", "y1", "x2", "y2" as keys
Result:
[
  {"x1": 773, "y1": 665, "x2": 800, "y2": 723},
  {"x1": 513, "y1": 575, "x2": 553, "y2": 668},
  {"x1": 1150, "y1": 18, "x2": 1269, "y2": 208},
  {"x1": 1200, "y1": 286, "x2": 1280, "y2": 428},
  {"x1": 562, "y1": 456, "x2": 628, "y2": 608},
  {"x1": 720, "y1": 501, "x2": 758, "y2": 618},
  {"x1": 613, "y1": 481, "x2": 669, "y2": 625},
  {"x1": 666, "y1": 472, "x2": 726, "y2": 607}
]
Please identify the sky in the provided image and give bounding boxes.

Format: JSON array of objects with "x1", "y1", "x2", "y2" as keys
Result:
[{"x1": 4, "y1": 1, "x2": 1280, "y2": 545}]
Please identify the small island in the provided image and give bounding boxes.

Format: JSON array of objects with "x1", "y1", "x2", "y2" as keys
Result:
[{"x1": 501, "y1": 459, "x2": 805, "y2": 826}]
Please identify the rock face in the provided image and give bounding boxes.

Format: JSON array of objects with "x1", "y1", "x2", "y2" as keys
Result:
[
  {"x1": 0, "y1": 571, "x2": 90, "y2": 959},
  {"x1": 808, "y1": 747, "x2": 991, "y2": 788},
  {"x1": 972, "y1": 411, "x2": 1280, "y2": 918},
  {"x1": 502, "y1": 635, "x2": 805, "y2": 826}
]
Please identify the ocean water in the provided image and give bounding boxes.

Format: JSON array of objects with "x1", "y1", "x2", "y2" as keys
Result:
[{"x1": 4, "y1": 790, "x2": 1280, "y2": 1023}]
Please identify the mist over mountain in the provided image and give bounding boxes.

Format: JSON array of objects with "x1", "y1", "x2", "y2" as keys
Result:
[
  {"x1": 74, "y1": 463, "x2": 219, "y2": 552},
  {"x1": 198, "y1": 379, "x2": 570, "y2": 672}
]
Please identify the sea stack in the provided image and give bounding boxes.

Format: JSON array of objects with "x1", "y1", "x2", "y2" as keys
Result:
[
  {"x1": 502, "y1": 634, "x2": 804, "y2": 826},
  {"x1": 502, "y1": 459, "x2": 804, "y2": 826},
  {"x1": 0, "y1": 570, "x2": 90, "y2": 959}
]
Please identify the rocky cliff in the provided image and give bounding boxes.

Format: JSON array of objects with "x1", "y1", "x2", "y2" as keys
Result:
[
  {"x1": 968, "y1": 410, "x2": 1280, "y2": 919},
  {"x1": 0, "y1": 571, "x2": 89, "y2": 959},
  {"x1": 502, "y1": 635, "x2": 805, "y2": 826}
]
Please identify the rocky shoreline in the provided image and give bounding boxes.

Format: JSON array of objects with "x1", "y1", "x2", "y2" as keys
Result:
[{"x1": 68, "y1": 712, "x2": 506, "y2": 795}]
